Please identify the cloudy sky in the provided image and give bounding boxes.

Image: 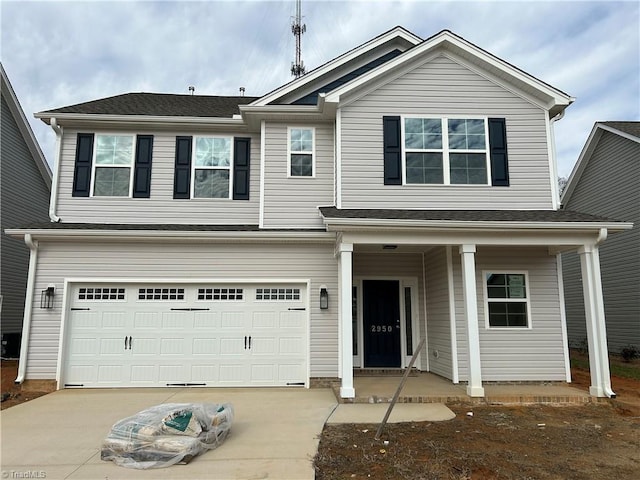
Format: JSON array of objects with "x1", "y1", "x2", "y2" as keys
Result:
[{"x1": 1, "y1": 0, "x2": 638, "y2": 177}]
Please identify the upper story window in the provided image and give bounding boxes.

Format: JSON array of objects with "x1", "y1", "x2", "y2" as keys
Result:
[
  {"x1": 193, "y1": 137, "x2": 232, "y2": 198},
  {"x1": 72, "y1": 133, "x2": 154, "y2": 198},
  {"x1": 484, "y1": 272, "x2": 531, "y2": 328},
  {"x1": 404, "y1": 117, "x2": 489, "y2": 185},
  {"x1": 92, "y1": 134, "x2": 135, "y2": 196},
  {"x1": 288, "y1": 127, "x2": 314, "y2": 177}
]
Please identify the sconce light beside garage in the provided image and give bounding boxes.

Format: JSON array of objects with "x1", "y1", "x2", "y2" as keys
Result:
[
  {"x1": 319, "y1": 286, "x2": 329, "y2": 310},
  {"x1": 40, "y1": 285, "x2": 55, "y2": 309}
]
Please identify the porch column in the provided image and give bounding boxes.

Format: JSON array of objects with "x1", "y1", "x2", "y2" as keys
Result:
[
  {"x1": 338, "y1": 242, "x2": 355, "y2": 398},
  {"x1": 459, "y1": 244, "x2": 484, "y2": 397},
  {"x1": 578, "y1": 245, "x2": 614, "y2": 397}
]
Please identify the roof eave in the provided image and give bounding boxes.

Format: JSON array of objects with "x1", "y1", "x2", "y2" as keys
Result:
[{"x1": 35, "y1": 112, "x2": 246, "y2": 128}]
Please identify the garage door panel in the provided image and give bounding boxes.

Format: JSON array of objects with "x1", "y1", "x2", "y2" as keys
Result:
[{"x1": 65, "y1": 283, "x2": 308, "y2": 388}]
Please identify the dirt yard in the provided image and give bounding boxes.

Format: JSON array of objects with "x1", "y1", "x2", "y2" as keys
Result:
[
  {"x1": 315, "y1": 353, "x2": 640, "y2": 480},
  {"x1": 1, "y1": 360, "x2": 49, "y2": 410}
]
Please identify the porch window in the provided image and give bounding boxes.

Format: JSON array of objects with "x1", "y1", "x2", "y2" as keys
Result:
[
  {"x1": 484, "y1": 273, "x2": 530, "y2": 328},
  {"x1": 404, "y1": 117, "x2": 489, "y2": 185}
]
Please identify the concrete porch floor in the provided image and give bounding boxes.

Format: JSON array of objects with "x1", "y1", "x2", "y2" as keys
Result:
[{"x1": 337, "y1": 372, "x2": 598, "y2": 405}]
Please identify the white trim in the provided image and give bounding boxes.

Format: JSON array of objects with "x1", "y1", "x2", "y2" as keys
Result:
[
  {"x1": 556, "y1": 254, "x2": 572, "y2": 383},
  {"x1": 190, "y1": 135, "x2": 234, "y2": 199},
  {"x1": 482, "y1": 270, "x2": 532, "y2": 330},
  {"x1": 421, "y1": 253, "x2": 429, "y2": 372},
  {"x1": 338, "y1": 243, "x2": 355, "y2": 397},
  {"x1": 287, "y1": 126, "x2": 316, "y2": 178},
  {"x1": 259, "y1": 120, "x2": 266, "y2": 228},
  {"x1": 336, "y1": 108, "x2": 342, "y2": 208},
  {"x1": 89, "y1": 133, "x2": 136, "y2": 198},
  {"x1": 55, "y1": 278, "x2": 71, "y2": 389},
  {"x1": 35, "y1": 112, "x2": 247, "y2": 128},
  {"x1": 446, "y1": 246, "x2": 459, "y2": 383},
  {"x1": 546, "y1": 112, "x2": 562, "y2": 210}
]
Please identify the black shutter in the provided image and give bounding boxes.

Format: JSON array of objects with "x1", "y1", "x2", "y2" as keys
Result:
[
  {"x1": 72, "y1": 133, "x2": 94, "y2": 197},
  {"x1": 233, "y1": 137, "x2": 251, "y2": 200},
  {"x1": 383, "y1": 116, "x2": 402, "y2": 185},
  {"x1": 173, "y1": 136, "x2": 192, "y2": 199},
  {"x1": 488, "y1": 118, "x2": 509, "y2": 186},
  {"x1": 133, "y1": 135, "x2": 153, "y2": 198}
]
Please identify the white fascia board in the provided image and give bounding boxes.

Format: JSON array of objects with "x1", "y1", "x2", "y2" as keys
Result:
[
  {"x1": 250, "y1": 27, "x2": 422, "y2": 107},
  {"x1": 4, "y1": 228, "x2": 336, "y2": 242},
  {"x1": 325, "y1": 31, "x2": 573, "y2": 109},
  {"x1": 322, "y1": 217, "x2": 633, "y2": 232},
  {"x1": 35, "y1": 112, "x2": 246, "y2": 128},
  {"x1": 598, "y1": 123, "x2": 640, "y2": 144}
]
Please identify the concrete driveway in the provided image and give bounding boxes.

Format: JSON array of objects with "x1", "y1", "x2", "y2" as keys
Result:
[{"x1": 1, "y1": 387, "x2": 337, "y2": 480}]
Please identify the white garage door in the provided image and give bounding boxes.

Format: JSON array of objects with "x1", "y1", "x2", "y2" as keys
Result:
[{"x1": 63, "y1": 283, "x2": 308, "y2": 388}]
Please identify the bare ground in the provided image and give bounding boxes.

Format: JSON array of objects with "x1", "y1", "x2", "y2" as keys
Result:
[{"x1": 315, "y1": 353, "x2": 640, "y2": 480}]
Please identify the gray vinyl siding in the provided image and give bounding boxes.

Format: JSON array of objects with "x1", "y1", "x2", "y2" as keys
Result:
[
  {"x1": 1, "y1": 96, "x2": 50, "y2": 336},
  {"x1": 24, "y1": 240, "x2": 338, "y2": 380},
  {"x1": 455, "y1": 247, "x2": 566, "y2": 381},
  {"x1": 339, "y1": 54, "x2": 553, "y2": 209},
  {"x1": 352, "y1": 252, "x2": 427, "y2": 368},
  {"x1": 262, "y1": 123, "x2": 334, "y2": 228},
  {"x1": 55, "y1": 129, "x2": 260, "y2": 224},
  {"x1": 562, "y1": 131, "x2": 640, "y2": 353},
  {"x1": 424, "y1": 247, "x2": 453, "y2": 379}
]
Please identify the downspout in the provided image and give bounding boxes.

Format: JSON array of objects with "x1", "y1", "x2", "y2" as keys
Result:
[
  {"x1": 549, "y1": 110, "x2": 565, "y2": 210},
  {"x1": 15, "y1": 234, "x2": 38, "y2": 384},
  {"x1": 48, "y1": 118, "x2": 62, "y2": 222}
]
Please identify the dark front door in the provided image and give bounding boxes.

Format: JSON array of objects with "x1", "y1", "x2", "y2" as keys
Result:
[{"x1": 363, "y1": 280, "x2": 401, "y2": 368}]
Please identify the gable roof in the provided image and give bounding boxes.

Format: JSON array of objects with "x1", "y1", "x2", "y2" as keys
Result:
[
  {"x1": 562, "y1": 121, "x2": 640, "y2": 204},
  {"x1": 37, "y1": 92, "x2": 259, "y2": 120},
  {"x1": 1, "y1": 63, "x2": 52, "y2": 189},
  {"x1": 322, "y1": 30, "x2": 573, "y2": 117}
]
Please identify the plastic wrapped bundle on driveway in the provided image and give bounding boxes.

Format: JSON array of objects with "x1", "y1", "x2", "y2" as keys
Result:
[{"x1": 101, "y1": 403, "x2": 234, "y2": 469}]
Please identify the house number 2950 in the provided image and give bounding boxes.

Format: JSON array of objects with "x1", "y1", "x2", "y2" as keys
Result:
[{"x1": 371, "y1": 325, "x2": 393, "y2": 333}]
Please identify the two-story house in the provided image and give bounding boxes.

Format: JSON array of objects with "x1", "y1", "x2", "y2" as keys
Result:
[{"x1": 7, "y1": 28, "x2": 631, "y2": 399}]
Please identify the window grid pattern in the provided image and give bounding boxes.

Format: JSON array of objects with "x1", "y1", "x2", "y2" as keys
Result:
[
  {"x1": 256, "y1": 288, "x2": 301, "y2": 301},
  {"x1": 289, "y1": 128, "x2": 314, "y2": 177},
  {"x1": 197, "y1": 288, "x2": 244, "y2": 301},
  {"x1": 485, "y1": 273, "x2": 529, "y2": 328},
  {"x1": 193, "y1": 136, "x2": 232, "y2": 198},
  {"x1": 404, "y1": 117, "x2": 488, "y2": 185},
  {"x1": 138, "y1": 288, "x2": 185, "y2": 300},
  {"x1": 93, "y1": 134, "x2": 134, "y2": 197},
  {"x1": 78, "y1": 288, "x2": 125, "y2": 300}
]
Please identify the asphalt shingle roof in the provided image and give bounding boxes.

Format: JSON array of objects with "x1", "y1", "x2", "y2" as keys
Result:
[
  {"x1": 318, "y1": 207, "x2": 623, "y2": 223},
  {"x1": 601, "y1": 121, "x2": 640, "y2": 139},
  {"x1": 40, "y1": 93, "x2": 260, "y2": 118}
]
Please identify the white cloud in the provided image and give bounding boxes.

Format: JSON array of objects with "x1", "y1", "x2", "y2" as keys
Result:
[{"x1": 1, "y1": 0, "x2": 638, "y2": 179}]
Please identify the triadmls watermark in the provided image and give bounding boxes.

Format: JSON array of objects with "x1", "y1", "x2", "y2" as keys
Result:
[{"x1": 1, "y1": 471, "x2": 46, "y2": 479}]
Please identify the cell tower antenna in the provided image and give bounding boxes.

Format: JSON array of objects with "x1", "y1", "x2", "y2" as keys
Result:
[{"x1": 291, "y1": 0, "x2": 306, "y2": 78}]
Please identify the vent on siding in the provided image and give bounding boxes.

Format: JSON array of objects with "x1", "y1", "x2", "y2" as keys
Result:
[
  {"x1": 197, "y1": 288, "x2": 243, "y2": 301},
  {"x1": 256, "y1": 288, "x2": 301, "y2": 301},
  {"x1": 78, "y1": 287, "x2": 125, "y2": 301},
  {"x1": 138, "y1": 288, "x2": 185, "y2": 300}
]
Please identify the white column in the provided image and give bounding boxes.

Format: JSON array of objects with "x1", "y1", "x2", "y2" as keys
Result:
[
  {"x1": 578, "y1": 245, "x2": 614, "y2": 397},
  {"x1": 338, "y1": 242, "x2": 355, "y2": 398},
  {"x1": 459, "y1": 244, "x2": 484, "y2": 397}
]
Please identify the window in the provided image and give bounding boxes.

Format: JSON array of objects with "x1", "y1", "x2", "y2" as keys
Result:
[
  {"x1": 404, "y1": 117, "x2": 488, "y2": 185},
  {"x1": 484, "y1": 273, "x2": 530, "y2": 328},
  {"x1": 78, "y1": 287, "x2": 125, "y2": 301},
  {"x1": 256, "y1": 288, "x2": 301, "y2": 300},
  {"x1": 193, "y1": 137, "x2": 232, "y2": 198},
  {"x1": 197, "y1": 288, "x2": 243, "y2": 301},
  {"x1": 138, "y1": 288, "x2": 185, "y2": 300},
  {"x1": 92, "y1": 134, "x2": 134, "y2": 196},
  {"x1": 288, "y1": 127, "x2": 314, "y2": 177}
]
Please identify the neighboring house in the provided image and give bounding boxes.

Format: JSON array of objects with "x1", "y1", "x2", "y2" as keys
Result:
[
  {"x1": 6, "y1": 28, "x2": 632, "y2": 399},
  {"x1": 1, "y1": 64, "x2": 52, "y2": 358},
  {"x1": 561, "y1": 122, "x2": 639, "y2": 354}
]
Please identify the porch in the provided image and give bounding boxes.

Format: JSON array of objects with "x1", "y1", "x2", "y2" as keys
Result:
[{"x1": 333, "y1": 372, "x2": 596, "y2": 405}]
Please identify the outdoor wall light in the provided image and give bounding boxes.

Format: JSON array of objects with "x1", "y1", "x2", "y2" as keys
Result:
[
  {"x1": 40, "y1": 285, "x2": 55, "y2": 309},
  {"x1": 319, "y1": 286, "x2": 329, "y2": 310}
]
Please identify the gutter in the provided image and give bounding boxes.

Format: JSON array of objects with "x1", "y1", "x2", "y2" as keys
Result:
[
  {"x1": 15, "y1": 234, "x2": 38, "y2": 384},
  {"x1": 548, "y1": 110, "x2": 565, "y2": 210},
  {"x1": 48, "y1": 118, "x2": 62, "y2": 222}
]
